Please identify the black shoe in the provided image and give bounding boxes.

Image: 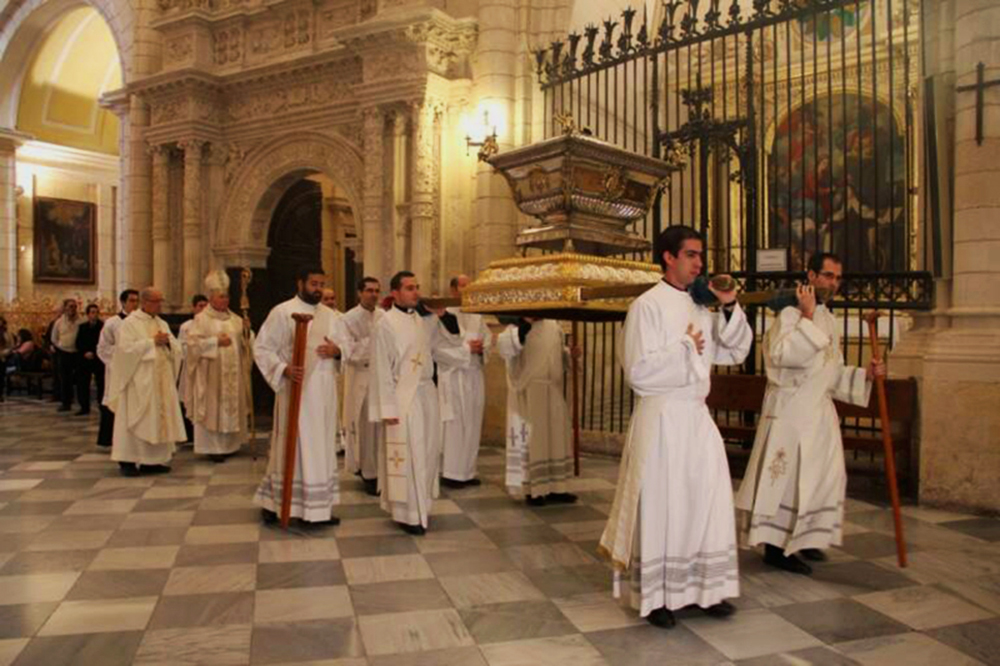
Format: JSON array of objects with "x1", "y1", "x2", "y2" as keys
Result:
[
  {"x1": 441, "y1": 477, "x2": 466, "y2": 489},
  {"x1": 261, "y1": 509, "x2": 278, "y2": 524},
  {"x1": 208, "y1": 454, "x2": 227, "y2": 463},
  {"x1": 398, "y1": 522, "x2": 426, "y2": 536},
  {"x1": 526, "y1": 495, "x2": 547, "y2": 507},
  {"x1": 800, "y1": 548, "x2": 827, "y2": 562},
  {"x1": 141, "y1": 465, "x2": 171, "y2": 475},
  {"x1": 57, "y1": 405, "x2": 71, "y2": 412},
  {"x1": 764, "y1": 544, "x2": 812, "y2": 575},
  {"x1": 363, "y1": 478, "x2": 379, "y2": 497},
  {"x1": 464, "y1": 478, "x2": 482, "y2": 487},
  {"x1": 703, "y1": 600, "x2": 737, "y2": 618},
  {"x1": 547, "y1": 492, "x2": 578, "y2": 504},
  {"x1": 118, "y1": 462, "x2": 139, "y2": 477},
  {"x1": 302, "y1": 516, "x2": 341, "y2": 527},
  {"x1": 646, "y1": 607, "x2": 676, "y2": 629},
  {"x1": 75, "y1": 409, "x2": 90, "y2": 416},
  {"x1": 96, "y1": 441, "x2": 111, "y2": 448}
]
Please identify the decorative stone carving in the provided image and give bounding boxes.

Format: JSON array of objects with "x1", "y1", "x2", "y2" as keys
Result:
[
  {"x1": 225, "y1": 78, "x2": 349, "y2": 122},
  {"x1": 223, "y1": 143, "x2": 249, "y2": 185},
  {"x1": 166, "y1": 34, "x2": 194, "y2": 64},
  {"x1": 217, "y1": 133, "x2": 364, "y2": 250},
  {"x1": 214, "y1": 27, "x2": 243, "y2": 66}
]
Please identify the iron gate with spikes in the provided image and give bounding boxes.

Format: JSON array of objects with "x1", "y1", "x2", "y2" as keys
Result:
[{"x1": 531, "y1": 0, "x2": 932, "y2": 434}]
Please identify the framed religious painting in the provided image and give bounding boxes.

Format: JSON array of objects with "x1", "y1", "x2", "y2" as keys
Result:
[
  {"x1": 33, "y1": 196, "x2": 97, "y2": 284},
  {"x1": 766, "y1": 93, "x2": 907, "y2": 273}
]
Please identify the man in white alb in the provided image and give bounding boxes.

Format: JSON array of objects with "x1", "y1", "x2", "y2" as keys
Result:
[
  {"x1": 368, "y1": 271, "x2": 471, "y2": 535},
  {"x1": 107, "y1": 287, "x2": 186, "y2": 476},
  {"x1": 253, "y1": 266, "x2": 349, "y2": 525},
  {"x1": 497, "y1": 317, "x2": 576, "y2": 506},
  {"x1": 341, "y1": 277, "x2": 383, "y2": 495},
  {"x1": 736, "y1": 252, "x2": 884, "y2": 574},
  {"x1": 183, "y1": 271, "x2": 254, "y2": 462},
  {"x1": 96, "y1": 289, "x2": 139, "y2": 447},
  {"x1": 439, "y1": 274, "x2": 489, "y2": 488},
  {"x1": 600, "y1": 225, "x2": 753, "y2": 628}
]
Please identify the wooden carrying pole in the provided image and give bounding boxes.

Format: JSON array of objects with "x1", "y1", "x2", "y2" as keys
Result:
[
  {"x1": 280, "y1": 313, "x2": 313, "y2": 529},
  {"x1": 571, "y1": 322, "x2": 581, "y2": 476},
  {"x1": 864, "y1": 311, "x2": 908, "y2": 567}
]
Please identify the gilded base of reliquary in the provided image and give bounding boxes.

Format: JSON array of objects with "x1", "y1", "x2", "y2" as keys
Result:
[{"x1": 460, "y1": 253, "x2": 660, "y2": 322}]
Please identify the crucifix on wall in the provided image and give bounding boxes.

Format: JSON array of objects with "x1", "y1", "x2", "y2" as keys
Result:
[{"x1": 956, "y1": 62, "x2": 1000, "y2": 146}]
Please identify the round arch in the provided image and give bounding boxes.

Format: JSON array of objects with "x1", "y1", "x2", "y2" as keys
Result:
[
  {"x1": 214, "y1": 131, "x2": 365, "y2": 268},
  {"x1": 0, "y1": 0, "x2": 135, "y2": 128}
]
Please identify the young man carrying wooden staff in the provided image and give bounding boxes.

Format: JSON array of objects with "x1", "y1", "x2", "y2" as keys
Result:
[{"x1": 253, "y1": 266, "x2": 349, "y2": 526}]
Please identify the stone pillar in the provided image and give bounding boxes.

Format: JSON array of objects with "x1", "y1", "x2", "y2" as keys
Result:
[
  {"x1": 124, "y1": 97, "x2": 153, "y2": 288},
  {"x1": 181, "y1": 139, "x2": 205, "y2": 303},
  {"x1": 473, "y1": 0, "x2": 519, "y2": 272},
  {"x1": 0, "y1": 129, "x2": 29, "y2": 301},
  {"x1": 410, "y1": 101, "x2": 436, "y2": 289},
  {"x1": 361, "y1": 107, "x2": 386, "y2": 286},
  {"x1": 892, "y1": 0, "x2": 1000, "y2": 513},
  {"x1": 150, "y1": 144, "x2": 171, "y2": 295}
]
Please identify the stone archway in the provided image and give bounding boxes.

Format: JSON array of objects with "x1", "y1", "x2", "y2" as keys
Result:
[{"x1": 214, "y1": 130, "x2": 365, "y2": 270}]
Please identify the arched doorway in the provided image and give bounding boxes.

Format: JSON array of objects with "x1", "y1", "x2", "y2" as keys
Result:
[{"x1": 238, "y1": 171, "x2": 361, "y2": 416}]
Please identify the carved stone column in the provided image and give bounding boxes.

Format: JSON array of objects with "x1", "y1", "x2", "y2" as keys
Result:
[
  {"x1": 125, "y1": 97, "x2": 153, "y2": 288},
  {"x1": 361, "y1": 107, "x2": 386, "y2": 285},
  {"x1": 473, "y1": 0, "x2": 519, "y2": 271},
  {"x1": 149, "y1": 144, "x2": 171, "y2": 295},
  {"x1": 181, "y1": 139, "x2": 205, "y2": 303},
  {"x1": 410, "y1": 101, "x2": 437, "y2": 288}
]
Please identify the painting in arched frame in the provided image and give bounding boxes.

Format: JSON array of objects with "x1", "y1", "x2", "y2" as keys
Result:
[{"x1": 766, "y1": 92, "x2": 907, "y2": 273}]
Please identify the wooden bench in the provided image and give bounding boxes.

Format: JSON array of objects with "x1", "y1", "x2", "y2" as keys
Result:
[{"x1": 706, "y1": 373, "x2": 918, "y2": 494}]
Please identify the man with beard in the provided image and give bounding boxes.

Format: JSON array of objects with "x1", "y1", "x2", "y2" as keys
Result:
[
  {"x1": 736, "y1": 252, "x2": 884, "y2": 574},
  {"x1": 253, "y1": 267, "x2": 349, "y2": 525}
]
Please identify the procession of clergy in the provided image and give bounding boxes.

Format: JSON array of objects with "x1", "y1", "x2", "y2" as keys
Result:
[{"x1": 98, "y1": 224, "x2": 885, "y2": 630}]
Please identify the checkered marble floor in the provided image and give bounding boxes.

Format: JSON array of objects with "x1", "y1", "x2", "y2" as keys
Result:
[{"x1": 0, "y1": 397, "x2": 998, "y2": 666}]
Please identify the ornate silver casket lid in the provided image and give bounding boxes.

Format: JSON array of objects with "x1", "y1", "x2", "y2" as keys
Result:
[{"x1": 486, "y1": 132, "x2": 680, "y2": 256}]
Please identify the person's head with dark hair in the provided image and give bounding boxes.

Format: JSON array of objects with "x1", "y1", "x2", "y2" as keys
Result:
[
  {"x1": 17, "y1": 328, "x2": 32, "y2": 344},
  {"x1": 191, "y1": 294, "x2": 209, "y2": 316},
  {"x1": 295, "y1": 266, "x2": 325, "y2": 305},
  {"x1": 390, "y1": 271, "x2": 419, "y2": 309},
  {"x1": 449, "y1": 274, "x2": 470, "y2": 297},
  {"x1": 120, "y1": 289, "x2": 140, "y2": 314},
  {"x1": 357, "y1": 277, "x2": 381, "y2": 311},
  {"x1": 85, "y1": 303, "x2": 100, "y2": 322},
  {"x1": 806, "y1": 252, "x2": 842, "y2": 302},
  {"x1": 654, "y1": 225, "x2": 704, "y2": 289}
]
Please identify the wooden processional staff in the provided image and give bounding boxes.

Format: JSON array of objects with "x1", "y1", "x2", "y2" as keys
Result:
[
  {"x1": 863, "y1": 311, "x2": 908, "y2": 568},
  {"x1": 280, "y1": 313, "x2": 313, "y2": 529}
]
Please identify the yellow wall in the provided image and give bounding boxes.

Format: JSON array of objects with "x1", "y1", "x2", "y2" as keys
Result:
[{"x1": 16, "y1": 7, "x2": 122, "y2": 155}]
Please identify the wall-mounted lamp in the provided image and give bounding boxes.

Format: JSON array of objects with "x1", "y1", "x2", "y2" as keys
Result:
[{"x1": 464, "y1": 108, "x2": 499, "y2": 162}]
